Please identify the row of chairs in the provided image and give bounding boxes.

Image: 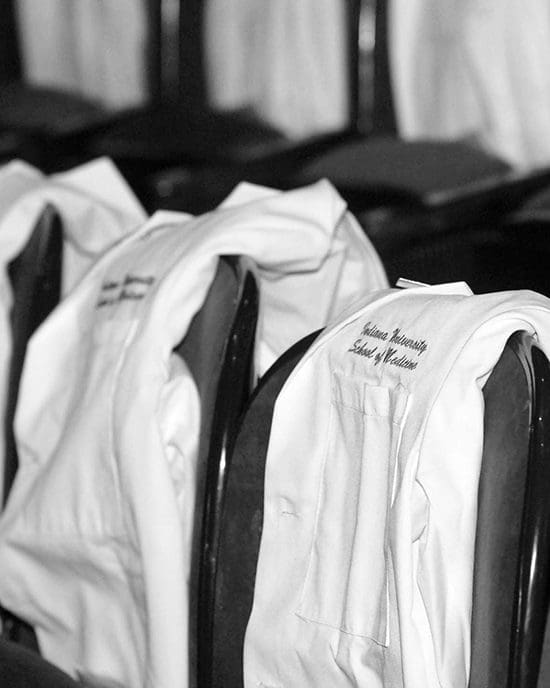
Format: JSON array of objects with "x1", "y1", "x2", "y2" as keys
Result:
[
  {"x1": 4, "y1": 0, "x2": 550, "y2": 226},
  {"x1": 2, "y1": 203, "x2": 550, "y2": 687}
]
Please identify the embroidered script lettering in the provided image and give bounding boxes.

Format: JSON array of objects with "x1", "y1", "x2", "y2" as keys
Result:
[
  {"x1": 361, "y1": 321, "x2": 389, "y2": 341},
  {"x1": 348, "y1": 321, "x2": 430, "y2": 372},
  {"x1": 389, "y1": 328, "x2": 428, "y2": 356},
  {"x1": 96, "y1": 274, "x2": 156, "y2": 308}
]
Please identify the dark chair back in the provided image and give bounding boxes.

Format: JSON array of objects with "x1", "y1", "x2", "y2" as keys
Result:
[
  {"x1": 187, "y1": 257, "x2": 259, "y2": 686},
  {"x1": 1, "y1": 204, "x2": 63, "y2": 652},
  {"x1": 209, "y1": 331, "x2": 319, "y2": 688},
  {"x1": 176, "y1": 256, "x2": 259, "y2": 683},
  {"x1": 375, "y1": 214, "x2": 550, "y2": 296},
  {"x1": 3, "y1": 204, "x2": 63, "y2": 506}
]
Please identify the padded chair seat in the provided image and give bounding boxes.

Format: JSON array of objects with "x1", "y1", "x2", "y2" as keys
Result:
[
  {"x1": 378, "y1": 217, "x2": 550, "y2": 295},
  {"x1": 89, "y1": 103, "x2": 287, "y2": 167},
  {"x1": 208, "y1": 331, "x2": 320, "y2": 687},
  {"x1": 0, "y1": 128, "x2": 41, "y2": 166},
  {"x1": 0, "y1": 82, "x2": 107, "y2": 137},
  {"x1": 296, "y1": 136, "x2": 512, "y2": 207},
  {"x1": 516, "y1": 183, "x2": 550, "y2": 219}
]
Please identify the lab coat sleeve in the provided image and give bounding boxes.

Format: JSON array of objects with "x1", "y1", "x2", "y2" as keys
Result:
[{"x1": 112, "y1": 348, "x2": 200, "y2": 688}]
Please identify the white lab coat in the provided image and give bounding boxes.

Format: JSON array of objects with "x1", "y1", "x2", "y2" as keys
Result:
[
  {"x1": 245, "y1": 284, "x2": 550, "y2": 687},
  {"x1": 0, "y1": 158, "x2": 145, "y2": 501},
  {"x1": 0, "y1": 181, "x2": 388, "y2": 688},
  {"x1": 15, "y1": 0, "x2": 148, "y2": 109},
  {"x1": 204, "y1": 0, "x2": 350, "y2": 138},
  {"x1": 389, "y1": 0, "x2": 550, "y2": 169}
]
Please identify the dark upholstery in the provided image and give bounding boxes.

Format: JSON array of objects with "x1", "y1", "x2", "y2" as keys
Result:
[
  {"x1": 0, "y1": 83, "x2": 105, "y2": 138},
  {"x1": 178, "y1": 257, "x2": 259, "y2": 683},
  {"x1": 0, "y1": 640, "x2": 78, "y2": 688},
  {"x1": 4, "y1": 205, "x2": 63, "y2": 506},
  {"x1": 375, "y1": 216, "x2": 550, "y2": 296},
  {"x1": 209, "y1": 331, "x2": 320, "y2": 688},
  {"x1": 297, "y1": 137, "x2": 511, "y2": 203}
]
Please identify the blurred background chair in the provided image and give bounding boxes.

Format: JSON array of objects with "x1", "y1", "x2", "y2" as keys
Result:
[
  {"x1": 0, "y1": 0, "x2": 211, "y2": 171},
  {"x1": 372, "y1": 200, "x2": 550, "y2": 295},
  {"x1": 283, "y1": 0, "x2": 550, "y2": 257},
  {"x1": 209, "y1": 329, "x2": 550, "y2": 688},
  {"x1": 5, "y1": 0, "x2": 550, "y2": 224},
  {"x1": 140, "y1": 0, "x2": 550, "y2": 224},
  {"x1": 0, "y1": 0, "x2": 116, "y2": 170},
  {"x1": 83, "y1": 0, "x2": 358, "y2": 212}
]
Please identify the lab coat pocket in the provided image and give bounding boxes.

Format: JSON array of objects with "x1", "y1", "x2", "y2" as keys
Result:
[{"x1": 296, "y1": 373, "x2": 408, "y2": 646}]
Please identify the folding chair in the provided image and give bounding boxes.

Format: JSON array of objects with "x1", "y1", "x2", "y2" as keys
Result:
[
  {"x1": 0, "y1": 0, "x2": 105, "y2": 171},
  {"x1": 87, "y1": 0, "x2": 365, "y2": 213},
  {"x1": 0, "y1": 0, "x2": 165, "y2": 171},
  {"x1": 210, "y1": 330, "x2": 550, "y2": 688},
  {"x1": 86, "y1": 0, "x2": 288, "y2": 212},
  {"x1": 139, "y1": 0, "x2": 550, "y2": 224},
  {"x1": 179, "y1": 256, "x2": 259, "y2": 681},
  {"x1": 286, "y1": 1, "x2": 550, "y2": 248}
]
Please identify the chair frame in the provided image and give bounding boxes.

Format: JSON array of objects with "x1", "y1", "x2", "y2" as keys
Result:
[
  {"x1": 471, "y1": 331, "x2": 550, "y2": 688},
  {"x1": 507, "y1": 333, "x2": 550, "y2": 687},
  {"x1": 196, "y1": 258, "x2": 259, "y2": 686}
]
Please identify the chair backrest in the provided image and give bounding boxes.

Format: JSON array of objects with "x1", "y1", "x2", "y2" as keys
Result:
[
  {"x1": 208, "y1": 330, "x2": 319, "y2": 688},
  {"x1": 210, "y1": 329, "x2": 550, "y2": 688},
  {"x1": 167, "y1": 0, "x2": 388, "y2": 135},
  {"x1": 0, "y1": 638, "x2": 79, "y2": 688},
  {"x1": 3, "y1": 204, "x2": 63, "y2": 506},
  {"x1": 176, "y1": 256, "x2": 259, "y2": 685},
  {"x1": 471, "y1": 331, "x2": 550, "y2": 688}
]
